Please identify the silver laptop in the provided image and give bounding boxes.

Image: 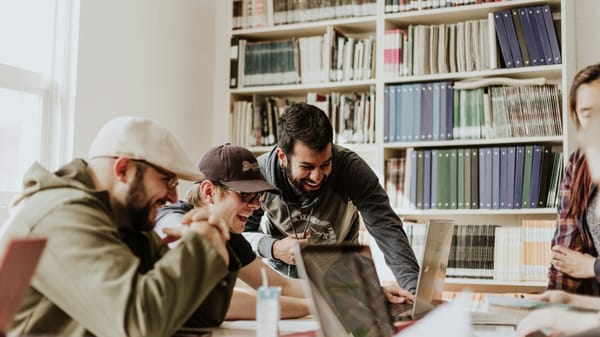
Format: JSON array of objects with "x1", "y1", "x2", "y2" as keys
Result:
[{"x1": 295, "y1": 219, "x2": 455, "y2": 337}]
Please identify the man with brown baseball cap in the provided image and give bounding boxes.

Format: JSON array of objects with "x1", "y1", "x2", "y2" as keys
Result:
[
  {"x1": 156, "y1": 144, "x2": 311, "y2": 323},
  {"x1": 0, "y1": 116, "x2": 237, "y2": 337}
]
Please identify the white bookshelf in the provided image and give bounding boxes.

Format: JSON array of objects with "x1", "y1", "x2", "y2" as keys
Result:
[{"x1": 227, "y1": 0, "x2": 575, "y2": 294}]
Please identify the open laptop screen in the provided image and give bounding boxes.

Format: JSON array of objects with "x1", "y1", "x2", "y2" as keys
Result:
[{"x1": 296, "y1": 245, "x2": 396, "y2": 337}]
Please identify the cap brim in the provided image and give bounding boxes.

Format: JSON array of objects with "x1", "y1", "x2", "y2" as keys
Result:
[
  {"x1": 222, "y1": 180, "x2": 280, "y2": 194},
  {"x1": 172, "y1": 168, "x2": 204, "y2": 182}
]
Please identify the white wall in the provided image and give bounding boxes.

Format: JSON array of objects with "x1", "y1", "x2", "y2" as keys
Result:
[
  {"x1": 575, "y1": 0, "x2": 600, "y2": 68},
  {"x1": 74, "y1": 0, "x2": 218, "y2": 196}
]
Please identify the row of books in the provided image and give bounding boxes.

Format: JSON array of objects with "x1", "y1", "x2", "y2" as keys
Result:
[
  {"x1": 383, "y1": 81, "x2": 562, "y2": 143},
  {"x1": 405, "y1": 219, "x2": 555, "y2": 282},
  {"x1": 385, "y1": 0, "x2": 509, "y2": 14},
  {"x1": 230, "y1": 97, "x2": 289, "y2": 147},
  {"x1": 230, "y1": 30, "x2": 375, "y2": 88},
  {"x1": 384, "y1": 19, "x2": 493, "y2": 78},
  {"x1": 493, "y1": 5, "x2": 561, "y2": 68},
  {"x1": 232, "y1": 0, "x2": 377, "y2": 30},
  {"x1": 307, "y1": 91, "x2": 376, "y2": 144},
  {"x1": 230, "y1": 90, "x2": 375, "y2": 147},
  {"x1": 385, "y1": 145, "x2": 564, "y2": 210}
]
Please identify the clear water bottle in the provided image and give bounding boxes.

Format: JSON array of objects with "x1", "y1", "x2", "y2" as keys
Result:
[{"x1": 256, "y1": 268, "x2": 280, "y2": 337}]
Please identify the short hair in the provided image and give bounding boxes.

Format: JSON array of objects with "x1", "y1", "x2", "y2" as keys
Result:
[
  {"x1": 569, "y1": 63, "x2": 600, "y2": 128},
  {"x1": 185, "y1": 182, "x2": 227, "y2": 208},
  {"x1": 277, "y1": 102, "x2": 333, "y2": 156}
]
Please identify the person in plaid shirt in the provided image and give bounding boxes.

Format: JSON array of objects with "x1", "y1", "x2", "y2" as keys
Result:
[
  {"x1": 517, "y1": 63, "x2": 600, "y2": 337},
  {"x1": 548, "y1": 63, "x2": 600, "y2": 295}
]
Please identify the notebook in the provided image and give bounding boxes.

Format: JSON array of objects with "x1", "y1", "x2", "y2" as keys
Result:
[
  {"x1": 294, "y1": 219, "x2": 455, "y2": 337},
  {"x1": 0, "y1": 237, "x2": 47, "y2": 334}
]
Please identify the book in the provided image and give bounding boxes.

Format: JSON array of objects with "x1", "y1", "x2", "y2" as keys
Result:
[
  {"x1": 432, "y1": 82, "x2": 442, "y2": 141},
  {"x1": 536, "y1": 145, "x2": 554, "y2": 208},
  {"x1": 528, "y1": 144, "x2": 543, "y2": 208},
  {"x1": 423, "y1": 150, "x2": 432, "y2": 209},
  {"x1": 421, "y1": 83, "x2": 434, "y2": 140},
  {"x1": 513, "y1": 146, "x2": 525, "y2": 209},
  {"x1": 532, "y1": 6, "x2": 554, "y2": 65},
  {"x1": 518, "y1": 6, "x2": 542, "y2": 66},
  {"x1": 540, "y1": 4, "x2": 561, "y2": 64},
  {"x1": 511, "y1": 8, "x2": 531, "y2": 67},
  {"x1": 525, "y1": 7, "x2": 547, "y2": 65},
  {"x1": 521, "y1": 145, "x2": 534, "y2": 208},
  {"x1": 501, "y1": 9, "x2": 524, "y2": 67},
  {"x1": 470, "y1": 148, "x2": 479, "y2": 209},
  {"x1": 492, "y1": 147, "x2": 500, "y2": 209},
  {"x1": 431, "y1": 149, "x2": 439, "y2": 209},
  {"x1": 388, "y1": 85, "x2": 397, "y2": 142},
  {"x1": 493, "y1": 10, "x2": 514, "y2": 68},
  {"x1": 384, "y1": 86, "x2": 390, "y2": 142},
  {"x1": 229, "y1": 37, "x2": 240, "y2": 88},
  {"x1": 410, "y1": 149, "x2": 418, "y2": 209},
  {"x1": 457, "y1": 149, "x2": 465, "y2": 209},
  {"x1": 416, "y1": 150, "x2": 424, "y2": 209},
  {"x1": 450, "y1": 149, "x2": 459, "y2": 209},
  {"x1": 464, "y1": 148, "x2": 472, "y2": 209},
  {"x1": 506, "y1": 146, "x2": 516, "y2": 209},
  {"x1": 499, "y1": 147, "x2": 508, "y2": 209}
]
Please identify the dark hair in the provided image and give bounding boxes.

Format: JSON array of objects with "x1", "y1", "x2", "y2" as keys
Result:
[
  {"x1": 566, "y1": 64, "x2": 600, "y2": 218},
  {"x1": 277, "y1": 102, "x2": 333, "y2": 155}
]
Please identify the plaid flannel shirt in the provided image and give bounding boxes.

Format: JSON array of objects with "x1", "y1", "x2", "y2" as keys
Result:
[{"x1": 547, "y1": 149, "x2": 600, "y2": 294}]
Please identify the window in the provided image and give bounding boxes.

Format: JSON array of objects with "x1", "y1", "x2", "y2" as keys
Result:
[{"x1": 0, "y1": 0, "x2": 80, "y2": 205}]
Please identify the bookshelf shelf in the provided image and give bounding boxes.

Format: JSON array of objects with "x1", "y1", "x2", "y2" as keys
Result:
[
  {"x1": 232, "y1": 16, "x2": 377, "y2": 39},
  {"x1": 397, "y1": 208, "x2": 557, "y2": 216},
  {"x1": 383, "y1": 64, "x2": 562, "y2": 84},
  {"x1": 227, "y1": 0, "x2": 574, "y2": 293},
  {"x1": 231, "y1": 79, "x2": 377, "y2": 95},
  {"x1": 385, "y1": 0, "x2": 560, "y2": 26},
  {"x1": 384, "y1": 135, "x2": 564, "y2": 149}
]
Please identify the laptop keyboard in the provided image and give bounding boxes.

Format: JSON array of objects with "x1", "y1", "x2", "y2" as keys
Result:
[{"x1": 389, "y1": 302, "x2": 413, "y2": 321}]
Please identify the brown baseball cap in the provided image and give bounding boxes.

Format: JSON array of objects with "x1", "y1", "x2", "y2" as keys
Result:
[{"x1": 198, "y1": 144, "x2": 279, "y2": 194}]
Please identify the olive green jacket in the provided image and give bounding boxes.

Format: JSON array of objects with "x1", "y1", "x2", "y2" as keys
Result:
[{"x1": 2, "y1": 159, "x2": 239, "y2": 337}]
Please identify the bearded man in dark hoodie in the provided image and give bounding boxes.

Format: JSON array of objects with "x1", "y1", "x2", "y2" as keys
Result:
[
  {"x1": 0, "y1": 116, "x2": 236, "y2": 337},
  {"x1": 243, "y1": 102, "x2": 419, "y2": 298}
]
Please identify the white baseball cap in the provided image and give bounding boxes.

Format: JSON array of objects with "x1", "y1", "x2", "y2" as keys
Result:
[{"x1": 88, "y1": 116, "x2": 203, "y2": 181}]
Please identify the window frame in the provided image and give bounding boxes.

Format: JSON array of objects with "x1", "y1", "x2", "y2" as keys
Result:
[{"x1": 0, "y1": 0, "x2": 80, "y2": 206}]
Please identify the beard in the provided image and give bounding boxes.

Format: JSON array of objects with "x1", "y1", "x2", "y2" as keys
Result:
[
  {"x1": 285, "y1": 163, "x2": 325, "y2": 199},
  {"x1": 125, "y1": 167, "x2": 155, "y2": 231}
]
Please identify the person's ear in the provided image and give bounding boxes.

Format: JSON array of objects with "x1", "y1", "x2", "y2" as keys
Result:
[
  {"x1": 113, "y1": 157, "x2": 133, "y2": 183},
  {"x1": 276, "y1": 147, "x2": 287, "y2": 168},
  {"x1": 199, "y1": 180, "x2": 214, "y2": 203}
]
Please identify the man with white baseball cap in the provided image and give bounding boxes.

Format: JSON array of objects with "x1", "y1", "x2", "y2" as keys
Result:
[{"x1": 1, "y1": 116, "x2": 237, "y2": 337}]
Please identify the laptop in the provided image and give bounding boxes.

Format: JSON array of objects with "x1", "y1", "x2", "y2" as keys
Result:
[
  {"x1": 0, "y1": 237, "x2": 47, "y2": 335},
  {"x1": 295, "y1": 219, "x2": 455, "y2": 337}
]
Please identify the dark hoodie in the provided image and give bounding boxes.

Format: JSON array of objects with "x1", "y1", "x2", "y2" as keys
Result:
[{"x1": 243, "y1": 145, "x2": 419, "y2": 292}]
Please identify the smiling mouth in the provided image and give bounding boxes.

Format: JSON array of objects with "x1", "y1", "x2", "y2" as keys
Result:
[{"x1": 303, "y1": 181, "x2": 320, "y2": 189}]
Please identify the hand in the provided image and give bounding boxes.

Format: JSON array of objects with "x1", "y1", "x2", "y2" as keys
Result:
[
  {"x1": 273, "y1": 235, "x2": 309, "y2": 265},
  {"x1": 381, "y1": 281, "x2": 414, "y2": 303},
  {"x1": 161, "y1": 226, "x2": 188, "y2": 245},
  {"x1": 516, "y1": 308, "x2": 563, "y2": 337},
  {"x1": 551, "y1": 245, "x2": 596, "y2": 278},
  {"x1": 182, "y1": 207, "x2": 230, "y2": 265},
  {"x1": 516, "y1": 307, "x2": 599, "y2": 337}
]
